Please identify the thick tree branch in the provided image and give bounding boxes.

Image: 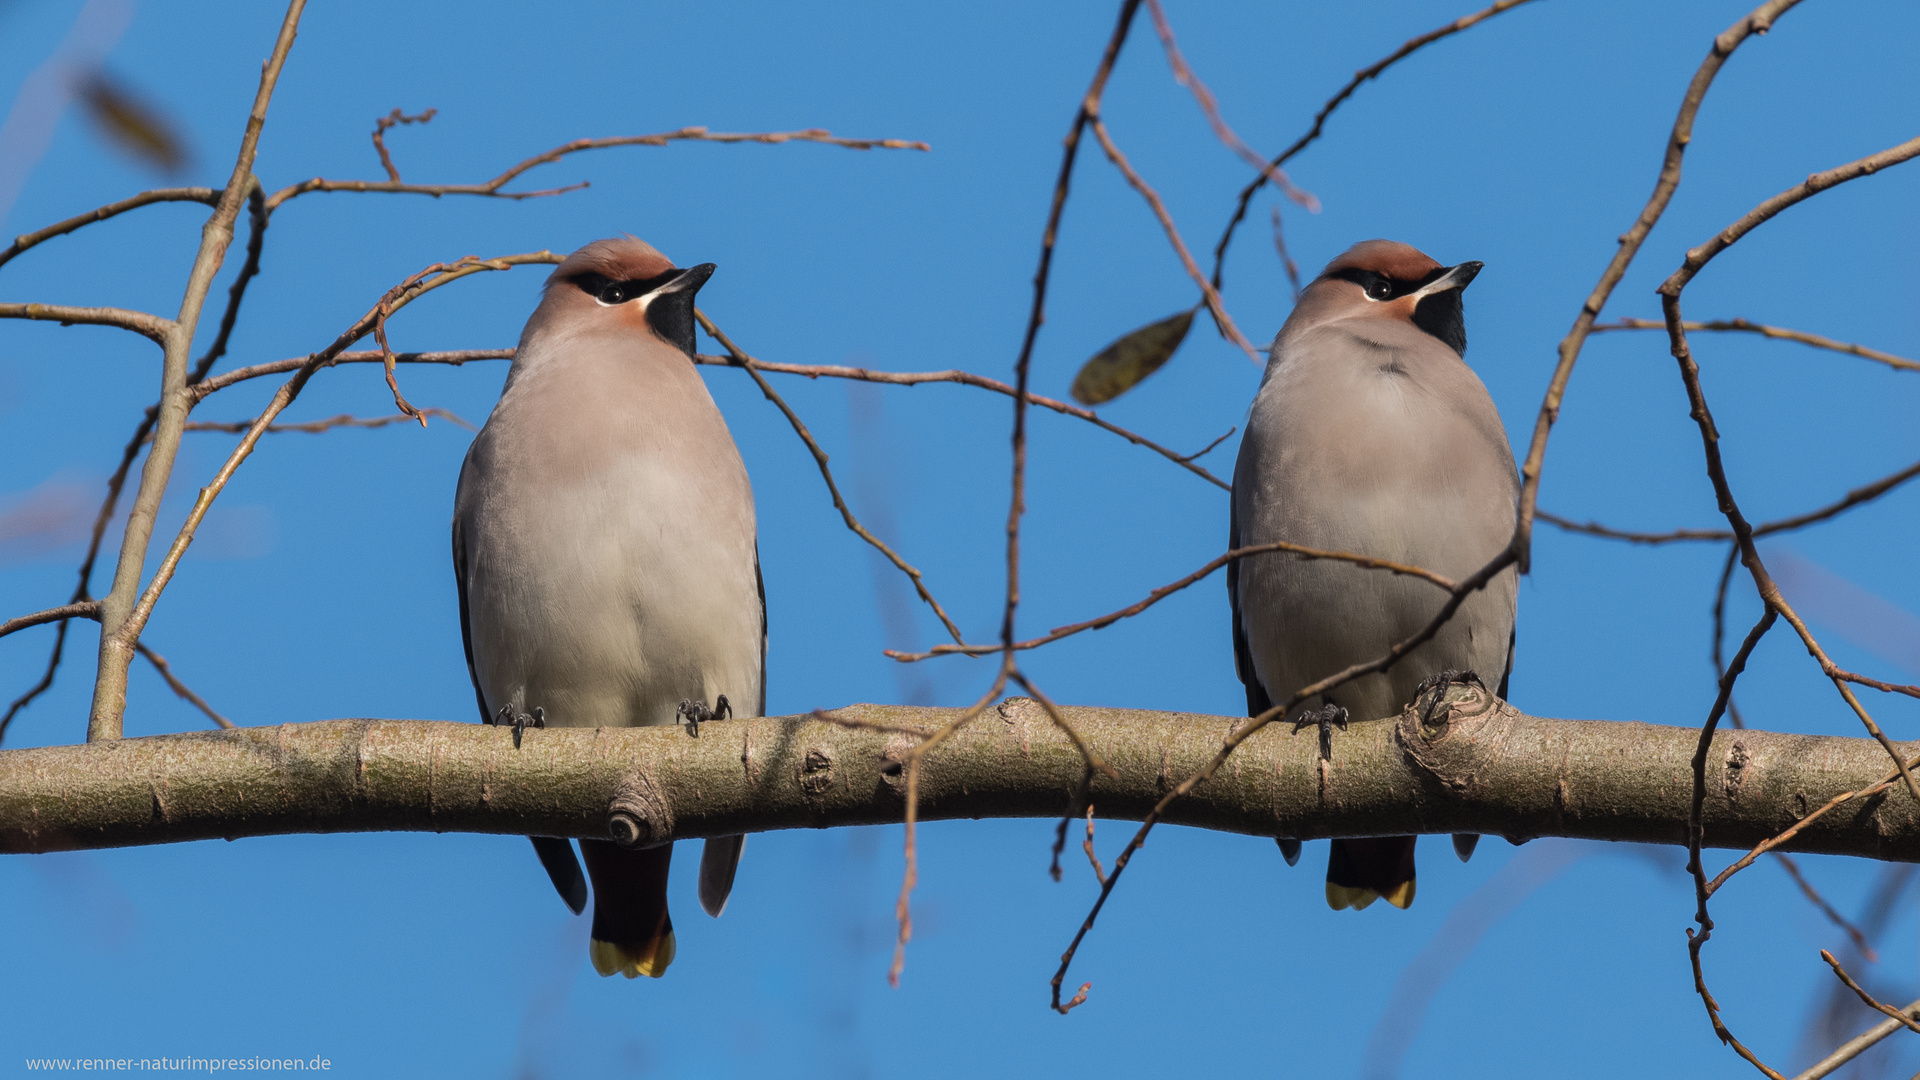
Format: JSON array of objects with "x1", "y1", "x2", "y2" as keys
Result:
[{"x1": 6, "y1": 690, "x2": 1919, "y2": 861}]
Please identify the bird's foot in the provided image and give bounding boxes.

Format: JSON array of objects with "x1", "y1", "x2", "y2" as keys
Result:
[
  {"x1": 1413, "y1": 669, "x2": 1485, "y2": 725},
  {"x1": 488, "y1": 705, "x2": 546, "y2": 749},
  {"x1": 1292, "y1": 703, "x2": 1348, "y2": 762},
  {"x1": 677, "y1": 694, "x2": 731, "y2": 737}
]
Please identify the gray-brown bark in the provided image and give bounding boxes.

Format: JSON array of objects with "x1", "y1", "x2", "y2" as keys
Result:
[{"x1": 2, "y1": 684, "x2": 1914, "y2": 860}]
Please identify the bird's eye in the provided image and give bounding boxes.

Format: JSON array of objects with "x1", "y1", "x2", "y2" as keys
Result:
[
  {"x1": 598, "y1": 282, "x2": 627, "y2": 304},
  {"x1": 1366, "y1": 279, "x2": 1394, "y2": 301}
]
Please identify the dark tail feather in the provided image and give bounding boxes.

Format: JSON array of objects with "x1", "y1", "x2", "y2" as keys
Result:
[
  {"x1": 1327, "y1": 836, "x2": 1418, "y2": 910},
  {"x1": 530, "y1": 836, "x2": 588, "y2": 915},
  {"x1": 578, "y1": 839, "x2": 676, "y2": 978},
  {"x1": 698, "y1": 834, "x2": 746, "y2": 917}
]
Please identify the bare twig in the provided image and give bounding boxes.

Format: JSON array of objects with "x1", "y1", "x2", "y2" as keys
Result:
[
  {"x1": 1775, "y1": 855, "x2": 1875, "y2": 961},
  {"x1": 1819, "y1": 951, "x2": 1920, "y2": 1035},
  {"x1": 134, "y1": 642, "x2": 232, "y2": 729},
  {"x1": 0, "y1": 187, "x2": 220, "y2": 270},
  {"x1": 0, "y1": 602, "x2": 101, "y2": 641},
  {"x1": 1088, "y1": 115, "x2": 1261, "y2": 362},
  {"x1": 191, "y1": 180, "x2": 268, "y2": 382},
  {"x1": 182, "y1": 408, "x2": 473, "y2": 435},
  {"x1": 1658, "y1": 134, "x2": 1920, "y2": 799},
  {"x1": 191, "y1": 349, "x2": 512, "y2": 400},
  {"x1": 1050, "y1": 543, "x2": 1517, "y2": 1010},
  {"x1": 1177, "y1": 426, "x2": 1234, "y2": 465},
  {"x1": 1592, "y1": 316, "x2": 1919, "y2": 375},
  {"x1": 890, "y1": 539, "x2": 1452, "y2": 661},
  {"x1": 371, "y1": 107, "x2": 436, "y2": 182},
  {"x1": 1083, "y1": 804, "x2": 1107, "y2": 885},
  {"x1": 0, "y1": 302, "x2": 171, "y2": 344},
  {"x1": 106, "y1": 251, "x2": 560, "y2": 708},
  {"x1": 1686, "y1": 609, "x2": 1783, "y2": 1078},
  {"x1": 86, "y1": 0, "x2": 310, "y2": 742},
  {"x1": 1510, "y1": 0, "x2": 1803, "y2": 575},
  {"x1": 263, "y1": 126, "x2": 928, "y2": 211},
  {"x1": 1142, "y1": 0, "x2": 1316, "y2": 210},
  {"x1": 1269, "y1": 207, "x2": 1301, "y2": 301},
  {"x1": 695, "y1": 311, "x2": 966, "y2": 645},
  {"x1": 1538, "y1": 456, "x2": 1920, "y2": 546},
  {"x1": 1210, "y1": 0, "x2": 1540, "y2": 290},
  {"x1": 1793, "y1": 996, "x2": 1920, "y2": 1080},
  {"x1": 694, "y1": 353, "x2": 1229, "y2": 490},
  {"x1": 1710, "y1": 751, "x2": 1920, "y2": 897}
]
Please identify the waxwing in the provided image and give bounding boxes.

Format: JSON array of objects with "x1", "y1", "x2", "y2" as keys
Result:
[
  {"x1": 1229, "y1": 239, "x2": 1518, "y2": 910},
  {"x1": 453, "y1": 237, "x2": 763, "y2": 975}
]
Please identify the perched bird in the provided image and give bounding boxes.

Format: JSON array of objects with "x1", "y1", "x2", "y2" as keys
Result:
[
  {"x1": 453, "y1": 237, "x2": 765, "y2": 976},
  {"x1": 1228, "y1": 239, "x2": 1518, "y2": 911}
]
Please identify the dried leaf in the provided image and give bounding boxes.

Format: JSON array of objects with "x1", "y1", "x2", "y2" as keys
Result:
[
  {"x1": 1070, "y1": 308, "x2": 1194, "y2": 406},
  {"x1": 77, "y1": 72, "x2": 188, "y2": 175}
]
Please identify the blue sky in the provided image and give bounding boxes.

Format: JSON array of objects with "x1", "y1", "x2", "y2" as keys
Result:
[{"x1": 2, "y1": 1, "x2": 1918, "y2": 1076}]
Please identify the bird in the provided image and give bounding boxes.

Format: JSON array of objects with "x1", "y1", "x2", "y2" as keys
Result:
[
  {"x1": 1228, "y1": 239, "x2": 1518, "y2": 911},
  {"x1": 452, "y1": 236, "x2": 765, "y2": 977}
]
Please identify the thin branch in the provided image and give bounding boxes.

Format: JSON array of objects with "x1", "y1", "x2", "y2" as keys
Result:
[
  {"x1": 1776, "y1": 855, "x2": 1875, "y2": 961},
  {"x1": 191, "y1": 349, "x2": 512, "y2": 401},
  {"x1": 1538, "y1": 455, "x2": 1920, "y2": 546},
  {"x1": 692, "y1": 353, "x2": 1229, "y2": 490},
  {"x1": 1658, "y1": 134, "x2": 1920, "y2": 799},
  {"x1": 1819, "y1": 951, "x2": 1920, "y2": 1035},
  {"x1": 1177, "y1": 425, "x2": 1234, "y2": 465},
  {"x1": 109, "y1": 252, "x2": 559, "y2": 694},
  {"x1": 1792, "y1": 996, "x2": 1920, "y2": 1080},
  {"x1": 1050, "y1": 543, "x2": 1517, "y2": 1010},
  {"x1": 1009, "y1": 0, "x2": 1143, "y2": 660},
  {"x1": 694, "y1": 311, "x2": 966, "y2": 645},
  {"x1": 371, "y1": 107, "x2": 436, "y2": 182},
  {"x1": 1510, "y1": 0, "x2": 1803, "y2": 575},
  {"x1": 1142, "y1": 0, "x2": 1316, "y2": 210},
  {"x1": 134, "y1": 642, "x2": 232, "y2": 730},
  {"x1": 1209, "y1": 0, "x2": 1540, "y2": 290},
  {"x1": 1592, "y1": 317, "x2": 1919, "y2": 375},
  {"x1": 1088, "y1": 115, "x2": 1261, "y2": 362},
  {"x1": 1686, "y1": 609, "x2": 1785, "y2": 1078},
  {"x1": 890, "y1": 539, "x2": 1452, "y2": 661},
  {"x1": 0, "y1": 302, "x2": 171, "y2": 344},
  {"x1": 181, "y1": 408, "x2": 474, "y2": 435},
  {"x1": 0, "y1": 187, "x2": 220, "y2": 270},
  {"x1": 1269, "y1": 207, "x2": 1301, "y2": 301},
  {"x1": 1709, "y1": 750, "x2": 1920, "y2": 897},
  {"x1": 263, "y1": 126, "x2": 929, "y2": 211},
  {"x1": 190, "y1": 179, "x2": 268, "y2": 382},
  {"x1": 0, "y1": 602, "x2": 101, "y2": 640},
  {"x1": 87, "y1": 0, "x2": 309, "y2": 742}
]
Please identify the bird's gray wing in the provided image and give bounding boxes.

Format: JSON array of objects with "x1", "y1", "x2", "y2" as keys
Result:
[
  {"x1": 1227, "y1": 493, "x2": 1274, "y2": 718},
  {"x1": 455, "y1": 511, "x2": 588, "y2": 916},
  {"x1": 696, "y1": 542, "x2": 764, "y2": 919}
]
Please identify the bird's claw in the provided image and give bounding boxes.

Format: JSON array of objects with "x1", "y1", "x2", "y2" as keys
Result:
[
  {"x1": 1413, "y1": 669, "x2": 1484, "y2": 725},
  {"x1": 488, "y1": 705, "x2": 546, "y2": 748},
  {"x1": 677, "y1": 694, "x2": 731, "y2": 737},
  {"x1": 1292, "y1": 702, "x2": 1348, "y2": 762}
]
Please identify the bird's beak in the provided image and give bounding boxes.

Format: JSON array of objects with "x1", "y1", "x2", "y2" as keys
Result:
[
  {"x1": 1406, "y1": 261, "x2": 1483, "y2": 303},
  {"x1": 647, "y1": 262, "x2": 716, "y2": 299}
]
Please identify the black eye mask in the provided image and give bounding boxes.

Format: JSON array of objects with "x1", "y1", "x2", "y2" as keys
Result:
[
  {"x1": 569, "y1": 270, "x2": 684, "y2": 307},
  {"x1": 564, "y1": 266, "x2": 712, "y2": 357}
]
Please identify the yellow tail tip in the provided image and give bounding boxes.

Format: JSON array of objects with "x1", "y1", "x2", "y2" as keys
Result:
[
  {"x1": 591, "y1": 932, "x2": 676, "y2": 979},
  {"x1": 1326, "y1": 879, "x2": 1415, "y2": 911},
  {"x1": 1326, "y1": 883, "x2": 1377, "y2": 911}
]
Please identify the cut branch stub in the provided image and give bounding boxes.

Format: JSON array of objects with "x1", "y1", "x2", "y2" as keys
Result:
[
  {"x1": 608, "y1": 772, "x2": 673, "y2": 849},
  {"x1": 1070, "y1": 308, "x2": 1195, "y2": 405}
]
